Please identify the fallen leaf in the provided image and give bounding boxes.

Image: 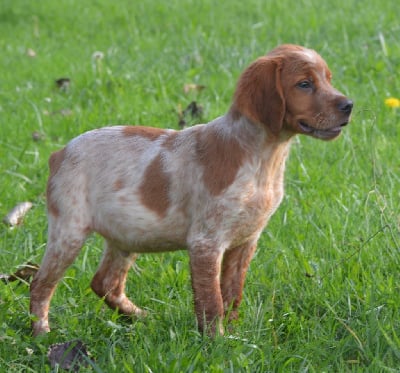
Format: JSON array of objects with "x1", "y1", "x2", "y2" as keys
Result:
[
  {"x1": 177, "y1": 101, "x2": 203, "y2": 128},
  {"x1": 55, "y1": 78, "x2": 71, "y2": 91},
  {"x1": 3, "y1": 202, "x2": 33, "y2": 227},
  {"x1": 32, "y1": 131, "x2": 45, "y2": 142},
  {"x1": 26, "y1": 48, "x2": 36, "y2": 58},
  {"x1": 48, "y1": 340, "x2": 92, "y2": 372},
  {"x1": 183, "y1": 83, "x2": 206, "y2": 94},
  {"x1": 177, "y1": 103, "x2": 186, "y2": 128},
  {"x1": 9, "y1": 262, "x2": 39, "y2": 282},
  {"x1": 0, "y1": 262, "x2": 39, "y2": 284},
  {"x1": 178, "y1": 117, "x2": 186, "y2": 128},
  {"x1": 183, "y1": 101, "x2": 203, "y2": 118}
]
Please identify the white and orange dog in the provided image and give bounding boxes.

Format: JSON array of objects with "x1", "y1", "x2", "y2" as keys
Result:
[{"x1": 31, "y1": 44, "x2": 352, "y2": 336}]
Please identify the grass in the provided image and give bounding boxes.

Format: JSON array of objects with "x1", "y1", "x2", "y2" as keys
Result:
[{"x1": 1, "y1": 0, "x2": 400, "y2": 371}]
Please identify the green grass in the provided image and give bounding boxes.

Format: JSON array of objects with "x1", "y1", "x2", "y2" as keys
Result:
[{"x1": 1, "y1": 0, "x2": 400, "y2": 371}]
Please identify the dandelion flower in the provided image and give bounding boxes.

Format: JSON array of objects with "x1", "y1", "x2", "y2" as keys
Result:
[
  {"x1": 385, "y1": 97, "x2": 400, "y2": 108},
  {"x1": 92, "y1": 51, "x2": 104, "y2": 60}
]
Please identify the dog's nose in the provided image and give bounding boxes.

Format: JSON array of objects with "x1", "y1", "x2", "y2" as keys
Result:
[{"x1": 338, "y1": 98, "x2": 353, "y2": 114}]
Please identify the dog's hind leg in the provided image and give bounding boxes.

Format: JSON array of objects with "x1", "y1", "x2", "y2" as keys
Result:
[
  {"x1": 30, "y1": 221, "x2": 89, "y2": 336},
  {"x1": 91, "y1": 241, "x2": 145, "y2": 317}
]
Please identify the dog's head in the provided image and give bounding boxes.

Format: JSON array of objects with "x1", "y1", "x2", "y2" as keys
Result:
[{"x1": 232, "y1": 44, "x2": 353, "y2": 140}]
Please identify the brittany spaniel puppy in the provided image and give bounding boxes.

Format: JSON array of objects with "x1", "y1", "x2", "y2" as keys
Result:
[{"x1": 31, "y1": 44, "x2": 353, "y2": 336}]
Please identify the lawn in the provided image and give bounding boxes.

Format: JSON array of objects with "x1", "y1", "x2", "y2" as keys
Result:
[{"x1": 1, "y1": 0, "x2": 400, "y2": 371}]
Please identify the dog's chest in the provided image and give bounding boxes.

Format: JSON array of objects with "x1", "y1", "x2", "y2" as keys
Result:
[{"x1": 205, "y1": 168, "x2": 285, "y2": 248}]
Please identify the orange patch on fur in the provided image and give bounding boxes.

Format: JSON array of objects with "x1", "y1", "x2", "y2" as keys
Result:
[
  {"x1": 196, "y1": 130, "x2": 247, "y2": 196},
  {"x1": 139, "y1": 154, "x2": 170, "y2": 217},
  {"x1": 113, "y1": 179, "x2": 124, "y2": 191},
  {"x1": 122, "y1": 126, "x2": 166, "y2": 140},
  {"x1": 48, "y1": 148, "x2": 66, "y2": 175},
  {"x1": 231, "y1": 56, "x2": 285, "y2": 136},
  {"x1": 46, "y1": 148, "x2": 66, "y2": 217}
]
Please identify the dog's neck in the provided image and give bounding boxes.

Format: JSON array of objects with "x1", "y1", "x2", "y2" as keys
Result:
[
  {"x1": 207, "y1": 111, "x2": 294, "y2": 188},
  {"x1": 213, "y1": 111, "x2": 294, "y2": 157}
]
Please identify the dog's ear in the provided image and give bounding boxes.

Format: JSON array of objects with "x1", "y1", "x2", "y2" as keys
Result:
[{"x1": 231, "y1": 57, "x2": 285, "y2": 136}]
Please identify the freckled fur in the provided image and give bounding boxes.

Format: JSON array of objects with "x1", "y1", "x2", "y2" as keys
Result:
[{"x1": 31, "y1": 44, "x2": 352, "y2": 337}]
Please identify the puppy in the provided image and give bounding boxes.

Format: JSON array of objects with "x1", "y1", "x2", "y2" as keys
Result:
[{"x1": 30, "y1": 44, "x2": 353, "y2": 336}]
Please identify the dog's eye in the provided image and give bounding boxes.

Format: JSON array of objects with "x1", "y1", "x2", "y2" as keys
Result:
[{"x1": 297, "y1": 80, "x2": 313, "y2": 89}]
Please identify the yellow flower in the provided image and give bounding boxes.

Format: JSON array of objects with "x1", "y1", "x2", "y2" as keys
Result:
[{"x1": 385, "y1": 97, "x2": 400, "y2": 108}]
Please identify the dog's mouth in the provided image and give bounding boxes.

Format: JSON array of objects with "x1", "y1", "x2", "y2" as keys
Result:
[{"x1": 298, "y1": 121, "x2": 348, "y2": 140}]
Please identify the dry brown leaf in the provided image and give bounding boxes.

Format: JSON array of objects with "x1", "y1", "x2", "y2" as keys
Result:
[
  {"x1": 183, "y1": 101, "x2": 203, "y2": 118},
  {"x1": 55, "y1": 77, "x2": 71, "y2": 91},
  {"x1": 0, "y1": 262, "x2": 39, "y2": 284},
  {"x1": 48, "y1": 340, "x2": 91, "y2": 372},
  {"x1": 177, "y1": 101, "x2": 203, "y2": 128},
  {"x1": 32, "y1": 131, "x2": 45, "y2": 142},
  {"x1": 177, "y1": 103, "x2": 186, "y2": 128}
]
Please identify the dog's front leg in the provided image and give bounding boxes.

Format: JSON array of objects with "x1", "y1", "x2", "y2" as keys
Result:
[
  {"x1": 220, "y1": 241, "x2": 257, "y2": 321},
  {"x1": 189, "y1": 247, "x2": 224, "y2": 336}
]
